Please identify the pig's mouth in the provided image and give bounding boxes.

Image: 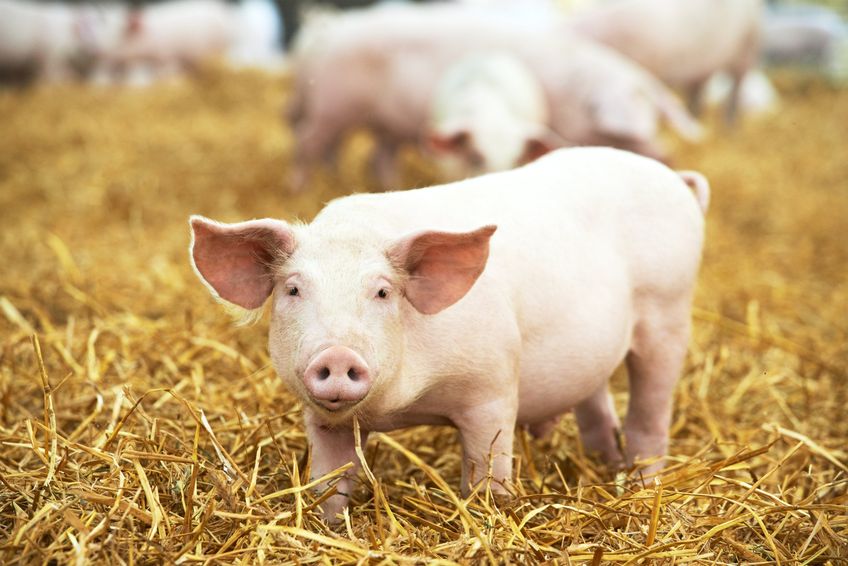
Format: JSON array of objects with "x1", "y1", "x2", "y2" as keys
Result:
[{"x1": 313, "y1": 396, "x2": 362, "y2": 413}]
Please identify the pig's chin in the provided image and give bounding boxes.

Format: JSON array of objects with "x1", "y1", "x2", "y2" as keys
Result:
[{"x1": 309, "y1": 396, "x2": 366, "y2": 415}]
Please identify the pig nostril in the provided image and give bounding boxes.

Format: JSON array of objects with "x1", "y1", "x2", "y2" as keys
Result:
[
  {"x1": 347, "y1": 368, "x2": 359, "y2": 381},
  {"x1": 318, "y1": 367, "x2": 330, "y2": 380}
]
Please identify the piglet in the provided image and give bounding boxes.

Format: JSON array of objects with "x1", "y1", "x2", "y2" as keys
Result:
[
  {"x1": 0, "y1": 0, "x2": 125, "y2": 82},
  {"x1": 287, "y1": 3, "x2": 702, "y2": 191},
  {"x1": 571, "y1": 0, "x2": 763, "y2": 123},
  {"x1": 427, "y1": 53, "x2": 560, "y2": 178},
  {"x1": 190, "y1": 147, "x2": 708, "y2": 520},
  {"x1": 761, "y1": 3, "x2": 848, "y2": 82},
  {"x1": 98, "y1": 0, "x2": 236, "y2": 84}
]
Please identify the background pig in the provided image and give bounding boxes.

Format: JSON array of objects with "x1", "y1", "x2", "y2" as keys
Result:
[
  {"x1": 287, "y1": 3, "x2": 702, "y2": 191},
  {"x1": 190, "y1": 147, "x2": 708, "y2": 519},
  {"x1": 571, "y1": 0, "x2": 763, "y2": 123},
  {"x1": 427, "y1": 53, "x2": 560, "y2": 179},
  {"x1": 0, "y1": 0, "x2": 125, "y2": 82},
  {"x1": 761, "y1": 2, "x2": 848, "y2": 82},
  {"x1": 97, "y1": 0, "x2": 236, "y2": 84}
]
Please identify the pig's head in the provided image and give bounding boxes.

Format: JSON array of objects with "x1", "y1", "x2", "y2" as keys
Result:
[
  {"x1": 189, "y1": 216, "x2": 496, "y2": 422},
  {"x1": 428, "y1": 122, "x2": 559, "y2": 178}
]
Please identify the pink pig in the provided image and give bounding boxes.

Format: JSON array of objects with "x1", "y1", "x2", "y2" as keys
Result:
[
  {"x1": 190, "y1": 147, "x2": 709, "y2": 520},
  {"x1": 98, "y1": 0, "x2": 235, "y2": 84},
  {"x1": 287, "y1": 3, "x2": 701, "y2": 191},
  {"x1": 0, "y1": 0, "x2": 126, "y2": 82},
  {"x1": 571, "y1": 0, "x2": 763, "y2": 123},
  {"x1": 427, "y1": 52, "x2": 560, "y2": 179}
]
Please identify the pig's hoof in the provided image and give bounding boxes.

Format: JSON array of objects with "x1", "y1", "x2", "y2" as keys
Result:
[
  {"x1": 317, "y1": 493, "x2": 350, "y2": 524},
  {"x1": 491, "y1": 491, "x2": 514, "y2": 508}
]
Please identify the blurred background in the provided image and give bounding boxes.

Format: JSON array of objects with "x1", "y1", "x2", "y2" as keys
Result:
[{"x1": 1, "y1": 0, "x2": 847, "y2": 563}]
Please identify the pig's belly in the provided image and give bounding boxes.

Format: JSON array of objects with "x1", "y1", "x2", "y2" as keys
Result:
[{"x1": 515, "y1": 297, "x2": 633, "y2": 426}]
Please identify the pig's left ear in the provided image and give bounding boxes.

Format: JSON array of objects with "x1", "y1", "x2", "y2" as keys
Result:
[
  {"x1": 388, "y1": 225, "x2": 497, "y2": 315},
  {"x1": 190, "y1": 216, "x2": 295, "y2": 310},
  {"x1": 521, "y1": 128, "x2": 564, "y2": 164},
  {"x1": 426, "y1": 129, "x2": 471, "y2": 154}
]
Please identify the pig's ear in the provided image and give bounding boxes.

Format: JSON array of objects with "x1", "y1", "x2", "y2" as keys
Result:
[
  {"x1": 520, "y1": 128, "x2": 563, "y2": 164},
  {"x1": 388, "y1": 225, "x2": 497, "y2": 315},
  {"x1": 426, "y1": 129, "x2": 471, "y2": 154},
  {"x1": 189, "y1": 215, "x2": 295, "y2": 310}
]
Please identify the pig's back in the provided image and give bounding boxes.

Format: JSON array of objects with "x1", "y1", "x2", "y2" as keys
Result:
[
  {"x1": 316, "y1": 146, "x2": 704, "y2": 294},
  {"x1": 574, "y1": 0, "x2": 761, "y2": 85}
]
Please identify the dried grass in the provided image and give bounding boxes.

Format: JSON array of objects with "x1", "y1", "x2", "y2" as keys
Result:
[{"x1": 0, "y1": 68, "x2": 846, "y2": 564}]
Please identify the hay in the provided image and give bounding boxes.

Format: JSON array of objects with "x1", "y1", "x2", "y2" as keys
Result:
[{"x1": 0, "y1": 68, "x2": 846, "y2": 564}]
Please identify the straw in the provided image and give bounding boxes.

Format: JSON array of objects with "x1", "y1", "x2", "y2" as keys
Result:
[{"x1": 0, "y1": 66, "x2": 845, "y2": 563}]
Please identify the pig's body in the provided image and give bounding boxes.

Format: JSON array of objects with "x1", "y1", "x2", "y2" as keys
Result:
[
  {"x1": 0, "y1": 0, "x2": 80, "y2": 81},
  {"x1": 190, "y1": 147, "x2": 708, "y2": 520},
  {"x1": 288, "y1": 4, "x2": 701, "y2": 190},
  {"x1": 428, "y1": 53, "x2": 555, "y2": 178},
  {"x1": 308, "y1": 148, "x2": 703, "y2": 428},
  {"x1": 572, "y1": 0, "x2": 763, "y2": 122},
  {"x1": 762, "y1": 5, "x2": 848, "y2": 76},
  {"x1": 100, "y1": 0, "x2": 235, "y2": 83}
]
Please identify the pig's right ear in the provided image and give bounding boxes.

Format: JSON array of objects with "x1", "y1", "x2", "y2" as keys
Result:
[
  {"x1": 426, "y1": 129, "x2": 471, "y2": 154},
  {"x1": 388, "y1": 225, "x2": 497, "y2": 315},
  {"x1": 189, "y1": 215, "x2": 295, "y2": 310}
]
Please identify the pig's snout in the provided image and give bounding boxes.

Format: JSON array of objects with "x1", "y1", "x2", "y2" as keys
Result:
[{"x1": 303, "y1": 346, "x2": 372, "y2": 411}]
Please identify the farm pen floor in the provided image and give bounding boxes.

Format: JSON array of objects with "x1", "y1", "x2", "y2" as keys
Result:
[{"x1": 0, "y1": 69, "x2": 846, "y2": 563}]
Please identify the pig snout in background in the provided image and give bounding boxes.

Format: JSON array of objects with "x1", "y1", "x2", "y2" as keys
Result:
[
  {"x1": 190, "y1": 147, "x2": 709, "y2": 521},
  {"x1": 285, "y1": 2, "x2": 703, "y2": 192},
  {"x1": 427, "y1": 53, "x2": 560, "y2": 178},
  {"x1": 570, "y1": 0, "x2": 764, "y2": 124}
]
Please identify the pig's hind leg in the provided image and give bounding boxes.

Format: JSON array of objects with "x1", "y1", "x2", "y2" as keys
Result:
[
  {"x1": 370, "y1": 134, "x2": 402, "y2": 190},
  {"x1": 574, "y1": 384, "x2": 623, "y2": 466},
  {"x1": 622, "y1": 300, "x2": 691, "y2": 476},
  {"x1": 289, "y1": 118, "x2": 344, "y2": 193},
  {"x1": 685, "y1": 77, "x2": 709, "y2": 119}
]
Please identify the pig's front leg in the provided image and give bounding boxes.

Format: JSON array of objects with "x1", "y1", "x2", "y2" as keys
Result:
[
  {"x1": 454, "y1": 400, "x2": 517, "y2": 498},
  {"x1": 303, "y1": 411, "x2": 368, "y2": 522}
]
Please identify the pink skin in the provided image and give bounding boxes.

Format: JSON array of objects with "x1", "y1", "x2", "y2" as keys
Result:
[
  {"x1": 95, "y1": 0, "x2": 235, "y2": 83},
  {"x1": 190, "y1": 147, "x2": 708, "y2": 521},
  {"x1": 287, "y1": 3, "x2": 701, "y2": 191},
  {"x1": 303, "y1": 346, "x2": 372, "y2": 411},
  {"x1": 571, "y1": 0, "x2": 763, "y2": 124},
  {"x1": 0, "y1": 0, "x2": 127, "y2": 82}
]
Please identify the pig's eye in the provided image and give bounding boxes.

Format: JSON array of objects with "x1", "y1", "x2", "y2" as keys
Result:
[
  {"x1": 287, "y1": 286, "x2": 299, "y2": 297},
  {"x1": 376, "y1": 288, "x2": 390, "y2": 299}
]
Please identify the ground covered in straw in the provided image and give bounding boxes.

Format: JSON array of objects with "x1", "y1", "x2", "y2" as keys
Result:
[{"x1": 0, "y1": 69, "x2": 846, "y2": 564}]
